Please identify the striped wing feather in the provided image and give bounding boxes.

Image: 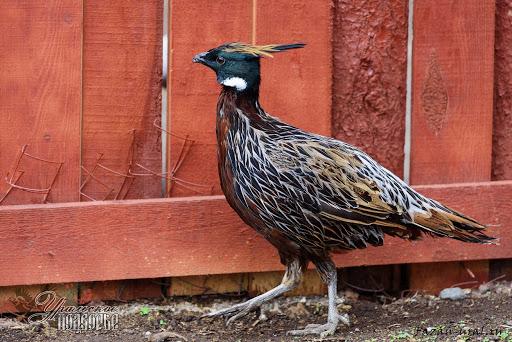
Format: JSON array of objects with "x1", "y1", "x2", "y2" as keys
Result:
[{"x1": 270, "y1": 139, "x2": 493, "y2": 245}]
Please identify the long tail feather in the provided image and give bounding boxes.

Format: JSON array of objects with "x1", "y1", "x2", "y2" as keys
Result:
[{"x1": 413, "y1": 206, "x2": 497, "y2": 244}]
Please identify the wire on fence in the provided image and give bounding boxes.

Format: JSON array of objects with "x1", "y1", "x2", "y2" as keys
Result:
[
  {"x1": 0, "y1": 145, "x2": 63, "y2": 204},
  {"x1": 80, "y1": 121, "x2": 213, "y2": 201}
]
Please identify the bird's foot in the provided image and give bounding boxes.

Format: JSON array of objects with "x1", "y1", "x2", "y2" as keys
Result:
[
  {"x1": 287, "y1": 314, "x2": 350, "y2": 338},
  {"x1": 202, "y1": 298, "x2": 261, "y2": 325}
]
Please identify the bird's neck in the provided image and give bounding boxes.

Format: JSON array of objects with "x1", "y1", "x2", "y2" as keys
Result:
[{"x1": 218, "y1": 86, "x2": 266, "y2": 122}]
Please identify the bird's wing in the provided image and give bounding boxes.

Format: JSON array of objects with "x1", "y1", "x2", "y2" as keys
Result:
[
  {"x1": 267, "y1": 138, "x2": 492, "y2": 243},
  {"x1": 271, "y1": 140, "x2": 411, "y2": 230}
]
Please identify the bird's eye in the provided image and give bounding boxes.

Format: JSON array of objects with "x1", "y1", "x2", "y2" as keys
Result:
[{"x1": 216, "y1": 56, "x2": 225, "y2": 65}]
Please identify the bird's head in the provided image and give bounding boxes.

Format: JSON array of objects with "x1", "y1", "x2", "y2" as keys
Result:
[{"x1": 192, "y1": 42, "x2": 305, "y2": 93}]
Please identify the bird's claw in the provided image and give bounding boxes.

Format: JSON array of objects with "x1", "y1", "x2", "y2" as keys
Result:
[
  {"x1": 202, "y1": 300, "x2": 258, "y2": 325},
  {"x1": 287, "y1": 314, "x2": 349, "y2": 337},
  {"x1": 287, "y1": 321, "x2": 338, "y2": 338},
  {"x1": 338, "y1": 313, "x2": 350, "y2": 326}
]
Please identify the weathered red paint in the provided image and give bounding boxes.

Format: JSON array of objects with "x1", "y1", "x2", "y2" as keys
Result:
[
  {"x1": 410, "y1": 0, "x2": 494, "y2": 184},
  {"x1": 0, "y1": 0, "x2": 82, "y2": 204},
  {"x1": 493, "y1": 0, "x2": 512, "y2": 181},
  {"x1": 81, "y1": 1, "x2": 163, "y2": 200},
  {"x1": 0, "y1": 181, "x2": 509, "y2": 287},
  {"x1": 332, "y1": 0, "x2": 408, "y2": 177},
  {"x1": 409, "y1": 0, "x2": 495, "y2": 293}
]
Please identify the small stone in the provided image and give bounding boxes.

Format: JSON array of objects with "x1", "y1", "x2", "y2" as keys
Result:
[
  {"x1": 344, "y1": 289, "x2": 359, "y2": 301},
  {"x1": 144, "y1": 331, "x2": 152, "y2": 338},
  {"x1": 285, "y1": 302, "x2": 310, "y2": 318},
  {"x1": 478, "y1": 283, "x2": 491, "y2": 294},
  {"x1": 470, "y1": 290, "x2": 483, "y2": 299},
  {"x1": 30, "y1": 322, "x2": 46, "y2": 333},
  {"x1": 0, "y1": 319, "x2": 25, "y2": 330},
  {"x1": 258, "y1": 312, "x2": 268, "y2": 322},
  {"x1": 496, "y1": 285, "x2": 512, "y2": 296},
  {"x1": 150, "y1": 331, "x2": 188, "y2": 342},
  {"x1": 339, "y1": 304, "x2": 352, "y2": 311},
  {"x1": 439, "y1": 287, "x2": 467, "y2": 300}
]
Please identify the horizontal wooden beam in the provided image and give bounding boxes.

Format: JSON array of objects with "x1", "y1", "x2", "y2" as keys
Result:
[{"x1": 0, "y1": 181, "x2": 510, "y2": 286}]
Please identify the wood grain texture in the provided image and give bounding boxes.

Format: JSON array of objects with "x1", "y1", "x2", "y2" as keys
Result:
[
  {"x1": 0, "y1": 181, "x2": 509, "y2": 287},
  {"x1": 168, "y1": 0, "x2": 332, "y2": 197},
  {"x1": 409, "y1": 0, "x2": 495, "y2": 292},
  {"x1": 169, "y1": 274, "x2": 248, "y2": 296},
  {"x1": 332, "y1": 0, "x2": 408, "y2": 177},
  {"x1": 79, "y1": 279, "x2": 162, "y2": 304},
  {"x1": 81, "y1": 1, "x2": 163, "y2": 200},
  {"x1": 409, "y1": 260, "x2": 489, "y2": 294},
  {"x1": 256, "y1": 0, "x2": 332, "y2": 137},
  {"x1": 410, "y1": 0, "x2": 494, "y2": 184},
  {"x1": 493, "y1": 0, "x2": 512, "y2": 181},
  {"x1": 168, "y1": 0, "x2": 252, "y2": 197},
  {"x1": 0, "y1": 0, "x2": 81, "y2": 204}
]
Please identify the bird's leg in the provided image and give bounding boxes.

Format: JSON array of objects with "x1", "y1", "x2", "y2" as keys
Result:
[
  {"x1": 287, "y1": 259, "x2": 349, "y2": 337},
  {"x1": 204, "y1": 258, "x2": 304, "y2": 325}
]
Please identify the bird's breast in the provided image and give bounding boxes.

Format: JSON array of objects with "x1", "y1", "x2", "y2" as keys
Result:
[{"x1": 216, "y1": 112, "x2": 277, "y2": 237}]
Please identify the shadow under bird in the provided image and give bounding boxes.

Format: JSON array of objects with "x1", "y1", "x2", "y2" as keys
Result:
[{"x1": 192, "y1": 42, "x2": 496, "y2": 337}]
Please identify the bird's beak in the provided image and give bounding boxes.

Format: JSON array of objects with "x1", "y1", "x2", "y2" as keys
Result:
[{"x1": 192, "y1": 52, "x2": 207, "y2": 64}]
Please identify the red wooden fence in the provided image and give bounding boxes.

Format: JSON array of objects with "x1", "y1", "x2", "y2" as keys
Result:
[
  {"x1": 0, "y1": 180, "x2": 510, "y2": 287},
  {"x1": 0, "y1": 0, "x2": 510, "y2": 298},
  {"x1": 409, "y1": 0, "x2": 496, "y2": 292}
]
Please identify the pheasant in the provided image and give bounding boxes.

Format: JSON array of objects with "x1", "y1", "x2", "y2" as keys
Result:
[{"x1": 193, "y1": 42, "x2": 495, "y2": 337}]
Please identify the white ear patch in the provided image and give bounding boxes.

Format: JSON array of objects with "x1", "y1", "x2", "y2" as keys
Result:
[{"x1": 221, "y1": 77, "x2": 247, "y2": 91}]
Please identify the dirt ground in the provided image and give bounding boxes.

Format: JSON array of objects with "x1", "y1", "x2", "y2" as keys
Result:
[{"x1": 0, "y1": 281, "x2": 511, "y2": 342}]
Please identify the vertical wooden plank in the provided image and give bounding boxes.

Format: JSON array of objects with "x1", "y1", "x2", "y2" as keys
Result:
[
  {"x1": 256, "y1": 0, "x2": 332, "y2": 137},
  {"x1": 0, "y1": 0, "x2": 82, "y2": 204},
  {"x1": 81, "y1": 1, "x2": 163, "y2": 201},
  {"x1": 168, "y1": 0, "x2": 332, "y2": 197},
  {"x1": 410, "y1": 0, "x2": 494, "y2": 185},
  {"x1": 493, "y1": 0, "x2": 512, "y2": 181},
  {"x1": 332, "y1": 0, "x2": 408, "y2": 177},
  {"x1": 409, "y1": 0, "x2": 495, "y2": 294},
  {"x1": 491, "y1": 0, "x2": 512, "y2": 281},
  {"x1": 78, "y1": 2, "x2": 163, "y2": 300},
  {"x1": 168, "y1": 0, "x2": 252, "y2": 197}
]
